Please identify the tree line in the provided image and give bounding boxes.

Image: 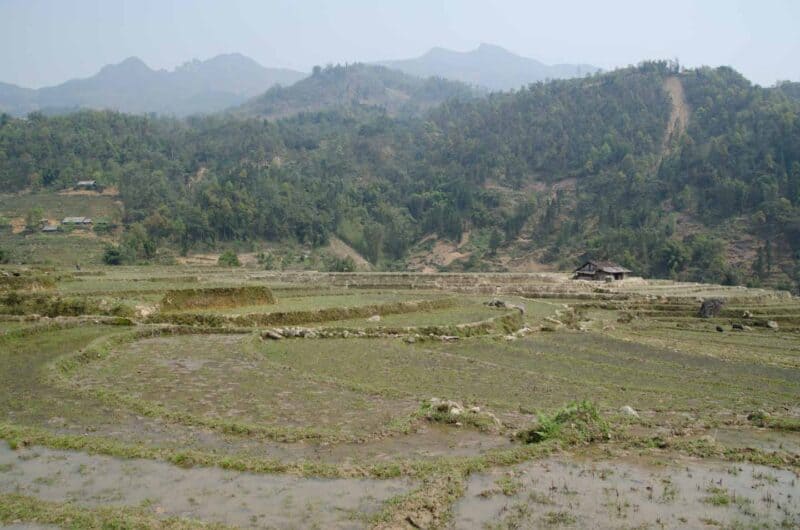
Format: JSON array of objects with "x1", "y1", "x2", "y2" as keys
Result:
[{"x1": 1, "y1": 61, "x2": 799, "y2": 289}]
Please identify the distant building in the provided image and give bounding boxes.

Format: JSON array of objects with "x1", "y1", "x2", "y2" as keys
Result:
[
  {"x1": 574, "y1": 260, "x2": 631, "y2": 281},
  {"x1": 75, "y1": 180, "x2": 98, "y2": 189},
  {"x1": 62, "y1": 216, "x2": 93, "y2": 226},
  {"x1": 41, "y1": 225, "x2": 59, "y2": 232}
]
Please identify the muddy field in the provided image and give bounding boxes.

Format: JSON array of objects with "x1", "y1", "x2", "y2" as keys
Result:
[{"x1": 0, "y1": 267, "x2": 798, "y2": 528}]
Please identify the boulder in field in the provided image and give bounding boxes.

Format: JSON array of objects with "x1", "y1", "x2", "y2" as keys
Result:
[{"x1": 261, "y1": 330, "x2": 283, "y2": 340}]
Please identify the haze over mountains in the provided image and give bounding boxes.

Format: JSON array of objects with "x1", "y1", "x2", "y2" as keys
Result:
[
  {"x1": 0, "y1": 54, "x2": 306, "y2": 117},
  {"x1": 0, "y1": 44, "x2": 598, "y2": 117},
  {"x1": 379, "y1": 43, "x2": 600, "y2": 91}
]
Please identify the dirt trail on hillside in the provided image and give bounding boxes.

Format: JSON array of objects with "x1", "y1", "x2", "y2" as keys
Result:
[{"x1": 659, "y1": 76, "x2": 690, "y2": 163}]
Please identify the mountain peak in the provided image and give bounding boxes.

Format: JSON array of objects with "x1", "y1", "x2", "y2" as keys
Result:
[
  {"x1": 95, "y1": 57, "x2": 154, "y2": 80},
  {"x1": 0, "y1": 54, "x2": 306, "y2": 117},
  {"x1": 380, "y1": 45, "x2": 599, "y2": 91},
  {"x1": 475, "y1": 43, "x2": 509, "y2": 54},
  {"x1": 106, "y1": 56, "x2": 150, "y2": 71}
]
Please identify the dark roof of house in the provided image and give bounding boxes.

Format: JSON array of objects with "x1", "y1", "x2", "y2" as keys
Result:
[{"x1": 575, "y1": 260, "x2": 632, "y2": 274}]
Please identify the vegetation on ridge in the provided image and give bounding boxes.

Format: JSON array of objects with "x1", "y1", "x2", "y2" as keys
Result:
[{"x1": 2, "y1": 61, "x2": 800, "y2": 289}]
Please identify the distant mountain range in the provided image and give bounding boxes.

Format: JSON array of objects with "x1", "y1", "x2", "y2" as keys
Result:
[
  {"x1": 379, "y1": 43, "x2": 600, "y2": 91},
  {"x1": 0, "y1": 45, "x2": 599, "y2": 118},
  {"x1": 0, "y1": 54, "x2": 306, "y2": 117},
  {"x1": 233, "y1": 63, "x2": 481, "y2": 119}
]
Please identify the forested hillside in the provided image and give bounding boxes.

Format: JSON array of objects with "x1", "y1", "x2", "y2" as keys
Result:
[
  {"x1": 1, "y1": 62, "x2": 799, "y2": 290},
  {"x1": 233, "y1": 63, "x2": 480, "y2": 119}
]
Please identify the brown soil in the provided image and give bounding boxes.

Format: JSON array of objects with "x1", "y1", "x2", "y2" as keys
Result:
[
  {"x1": 174, "y1": 253, "x2": 220, "y2": 266},
  {"x1": 328, "y1": 236, "x2": 372, "y2": 270},
  {"x1": 10, "y1": 217, "x2": 26, "y2": 234},
  {"x1": 661, "y1": 76, "x2": 690, "y2": 159},
  {"x1": 406, "y1": 233, "x2": 472, "y2": 271},
  {"x1": 188, "y1": 167, "x2": 208, "y2": 189}
]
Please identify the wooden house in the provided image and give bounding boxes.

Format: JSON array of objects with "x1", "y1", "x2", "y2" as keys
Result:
[
  {"x1": 62, "y1": 216, "x2": 93, "y2": 226},
  {"x1": 574, "y1": 260, "x2": 631, "y2": 281}
]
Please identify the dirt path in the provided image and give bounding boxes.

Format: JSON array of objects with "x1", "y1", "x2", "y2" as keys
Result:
[{"x1": 659, "y1": 76, "x2": 690, "y2": 165}]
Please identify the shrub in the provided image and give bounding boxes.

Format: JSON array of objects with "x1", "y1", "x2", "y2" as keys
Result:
[
  {"x1": 93, "y1": 218, "x2": 115, "y2": 234},
  {"x1": 326, "y1": 255, "x2": 356, "y2": 272},
  {"x1": 102, "y1": 245, "x2": 124, "y2": 265},
  {"x1": 218, "y1": 250, "x2": 240, "y2": 267},
  {"x1": 519, "y1": 401, "x2": 610, "y2": 445},
  {"x1": 257, "y1": 252, "x2": 279, "y2": 270}
]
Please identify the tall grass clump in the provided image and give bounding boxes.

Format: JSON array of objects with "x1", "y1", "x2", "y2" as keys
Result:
[{"x1": 519, "y1": 401, "x2": 610, "y2": 445}]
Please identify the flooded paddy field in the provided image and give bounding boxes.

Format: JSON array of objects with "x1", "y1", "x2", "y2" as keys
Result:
[
  {"x1": 455, "y1": 454, "x2": 800, "y2": 529},
  {"x1": 0, "y1": 267, "x2": 798, "y2": 528},
  {"x1": 0, "y1": 442, "x2": 410, "y2": 529}
]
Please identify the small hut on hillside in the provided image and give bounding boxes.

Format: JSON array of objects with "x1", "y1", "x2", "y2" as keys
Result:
[
  {"x1": 574, "y1": 260, "x2": 631, "y2": 281},
  {"x1": 62, "y1": 216, "x2": 93, "y2": 226},
  {"x1": 74, "y1": 180, "x2": 98, "y2": 190}
]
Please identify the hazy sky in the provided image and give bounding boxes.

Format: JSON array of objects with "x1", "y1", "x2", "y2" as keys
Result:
[{"x1": 2, "y1": 0, "x2": 799, "y2": 88}]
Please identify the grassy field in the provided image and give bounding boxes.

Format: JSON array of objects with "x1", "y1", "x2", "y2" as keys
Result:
[
  {"x1": 0, "y1": 191, "x2": 123, "y2": 223},
  {"x1": 0, "y1": 266, "x2": 798, "y2": 528}
]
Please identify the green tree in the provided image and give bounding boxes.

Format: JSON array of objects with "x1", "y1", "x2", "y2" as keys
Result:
[
  {"x1": 25, "y1": 206, "x2": 44, "y2": 232},
  {"x1": 488, "y1": 228, "x2": 503, "y2": 256},
  {"x1": 102, "y1": 245, "x2": 124, "y2": 265},
  {"x1": 218, "y1": 250, "x2": 240, "y2": 267}
]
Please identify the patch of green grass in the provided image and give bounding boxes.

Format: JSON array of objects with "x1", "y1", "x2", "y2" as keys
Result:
[
  {"x1": 702, "y1": 486, "x2": 756, "y2": 514},
  {"x1": 160, "y1": 286, "x2": 275, "y2": 310},
  {"x1": 753, "y1": 415, "x2": 800, "y2": 432},
  {"x1": 0, "y1": 493, "x2": 231, "y2": 529},
  {"x1": 519, "y1": 401, "x2": 610, "y2": 445},
  {"x1": 0, "y1": 232, "x2": 109, "y2": 266},
  {"x1": 55, "y1": 332, "x2": 424, "y2": 443},
  {"x1": 495, "y1": 475, "x2": 523, "y2": 496},
  {"x1": 542, "y1": 510, "x2": 577, "y2": 526}
]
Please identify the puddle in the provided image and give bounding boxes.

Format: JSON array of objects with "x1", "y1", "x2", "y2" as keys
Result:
[
  {"x1": 0, "y1": 443, "x2": 412, "y2": 529},
  {"x1": 454, "y1": 455, "x2": 800, "y2": 529},
  {"x1": 713, "y1": 426, "x2": 800, "y2": 455}
]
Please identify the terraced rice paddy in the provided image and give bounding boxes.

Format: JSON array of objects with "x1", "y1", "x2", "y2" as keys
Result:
[{"x1": 0, "y1": 267, "x2": 798, "y2": 528}]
